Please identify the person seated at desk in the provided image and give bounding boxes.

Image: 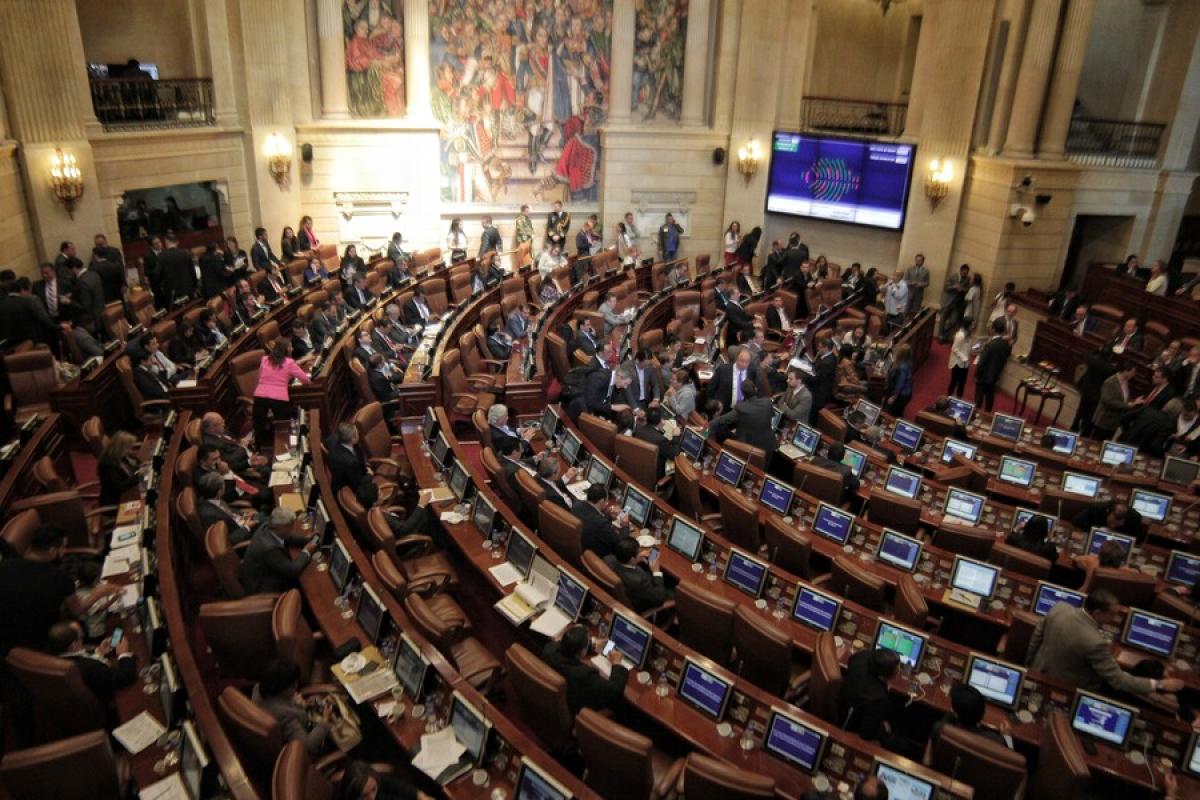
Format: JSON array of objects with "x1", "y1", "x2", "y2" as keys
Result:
[
  {"x1": 598, "y1": 294, "x2": 634, "y2": 337},
  {"x1": 202, "y1": 411, "x2": 271, "y2": 481},
  {"x1": 812, "y1": 441, "x2": 860, "y2": 506},
  {"x1": 634, "y1": 407, "x2": 677, "y2": 479},
  {"x1": 1005, "y1": 514, "x2": 1058, "y2": 562},
  {"x1": 922, "y1": 397, "x2": 970, "y2": 439},
  {"x1": 303, "y1": 256, "x2": 329, "y2": 285},
  {"x1": 196, "y1": 444, "x2": 271, "y2": 510},
  {"x1": 310, "y1": 301, "x2": 337, "y2": 344},
  {"x1": 367, "y1": 353, "x2": 400, "y2": 408},
  {"x1": 196, "y1": 309, "x2": 229, "y2": 349},
  {"x1": 839, "y1": 648, "x2": 919, "y2": 759},
  {"x1": 290, "y1": 320, "x2": 318, "y2": 362},
  {"x1": 197, "y1": 473, "x2": 256, "y2": 543},
  {"x1": 541, "y1": 624, "x2": 628, "y2": 716},
  {"x1": 924, "y1": 684, "x2": 1012, "y2": 765},
  {"x1": 836, "y1": 345, "x2": 868, "y2": 400},
  {"x1": 253, "y1": 659, "x2": 332, "y2": 757},
  {"x1": 1072, "y1": 540, "x2": 1135, "y2": 590},
  {"x1": 1166, "y1": 396, "x2": 1200, "y2": 457},
  {"x1": 604, "y1": 536, "x2": 673, "y2": 614},
  {"x1": 712, "y1": 379, "x2": 777, "y2": 458},
  {"x1": 340, "y1": 244, "x2": 365, "y2": 282},
  {"x1": 401, "y1": 285, "x2": 437, "y2": 327},
  {"x1": 344, "y1": 273, "x2": 376, "y2": 311},
  {"x1": 60, "y1": 306, "x2": 102, "y2": 362},
  {"x1": 485, "y1": 318, "x2": 513, "y2": 360},
  {"x1": 170, "y1": 318, "x2": 209, "y2": 366},
  {"x1": 239, "y1": 508, "x2": 316, "y2": 594},
  {"x1": 1072, "y1": 501, "x2": 1144, "y2": 541},
  {"x1": 574, "y1": 484, "x2": 632, "y2": 560},
  {"x1": 98, "y1": 430, "x2": 141, "y2": 506},
  {"x1": 47, "y1": 620, "x2": 135, "y2": 712},
  {"x1": 355, "y1": 481, "x2": 434, "y2": 541},
  {"x1": 337, "y1": 761, "x2": 432, "y2": 800},
  {"x1": 488, "y1": 404, "x2": 535, "y2": 459},
  {"x1": 328, "y1": 291, "x2": 349, "y2": 325},
  {"x1": 506, "y1": 304, "x2": 533, "y2": 340},
  {"x1": 570, "y1": 364, "x2": 638, "y2": 422},
  {"x1": 1028, "y1": 588, "x2": 1183, "y2": 698},
  {"x1": 378, "y1": 302, "x2": 420, "y2": 350},
  {"x1": 353, "y1": 328, "x2": 380, "y2": 367},
  {"x1": 1109, "y1": 319, "x2": 1143, "y2": 355},
  {"x1": 131, "y1": 350, "x2": 170, "y2": 400},
  {"x1": 326, "y1": 422, "x2": 374, "y2": 495},
  {"x1": 662, "y1": 368, "x2": 697, "y2": 420},
  {"x1": 535, "y1": 457, "x2": 576, "y2": 510},
  {"x1": 233, "y1": 278, "x2": 268, "y2": 324}
]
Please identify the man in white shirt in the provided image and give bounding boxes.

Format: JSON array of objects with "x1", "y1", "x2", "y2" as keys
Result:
[
  {"x1": 884, "y1": 270, "x2": 909, "y2": 330},
  {"x1": 536, "y1": 244, "x2": 567, "y2": 280}
]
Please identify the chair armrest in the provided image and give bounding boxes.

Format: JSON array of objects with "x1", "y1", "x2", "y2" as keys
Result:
[
  {"x1": 645, "y1": 599, "x2": 675, "y2": 628},
  {"x1": 141, "y1": 399, "x2": 173, "y2": 410},
  {"x1": 394, "y1": 534, "x2": 434, "y2": 557},
  {"x1": 466, "y1": 376, "x2": 494, "y2": 390},
  {"x1": 480, "y1": 359, "x2": 508, "y2": 370},
  {"x1": 811, "y1": 574, "x2": 832, "y2": 587},
  {"x1": 314, "y1": 749, "x2": 350, "y2": 774},
  {"x1": 299, "y1": 683, "x2": 344, "y2": 698},
  {"x1": 84, "y1": 505, "x2": 120, "y2": 520},
  {"x1": 654, "y1": 756, "x2": 686, "y2": 800},
  {"x1": 408, "y1": 571, "x2": 453, "y2": 596},
  {"x1": 450, "y1": 393, "x2": 479, "y2": 414}
]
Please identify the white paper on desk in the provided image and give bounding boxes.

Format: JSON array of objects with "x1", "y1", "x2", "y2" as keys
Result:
[
  {"x1": 530, "y1": 607, "x2": 571, "y2": 639},
  {"x1": 101, "y1": 545, "x2": 140, "y2": 579},
  {"x1": 114, "y1": 584, "x2": 141, "y2": 614},
  {"x1": 139, "y1": 773, "x2": 189, "y2": 800},
  {"x1": 273, "y1": 457, "x2": 298, "y2": 472},
  {"x1": 413, "y1": 726, "x2": 467, "y2": 778},
  {"x1": 439, "y1": 511, "x2": 464, "y2": 525},
  {"x1": 113, "y1": 710, "x2": 166, "y2": 755},
  {"x1": 109, "y1": 524, "x2": 141, "y2": 550},
  {"x1": 175, "y1": 379, "x2": 197, "y2": 388},
  {"x1": 515, "y1": 578, "x2": 551, "y2": 608},
  {"x1": 488, "y1": 562, "x2": 523, "y2": 587},
  {"x1": 268, "y1": 470, "x2": 294, "y2": 488},
  {"x1": 589, "y1": 654, "x2": 613, "y2": 679}
]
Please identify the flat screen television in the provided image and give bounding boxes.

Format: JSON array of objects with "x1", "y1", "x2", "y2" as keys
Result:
[{"x1": 765, "y1": 132, "x2": 916, "y2": 230}]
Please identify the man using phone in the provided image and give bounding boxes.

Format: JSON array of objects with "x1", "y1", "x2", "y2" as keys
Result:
[
  {"x1": 541, "y1": 625, "x2": 628, "y2": 715},
  {"x1": 47, "y1": 620, "x2": 137, "y2": 714},
  {"x1": 603, "y1": 536, "x2": 673, "y2": 613}
]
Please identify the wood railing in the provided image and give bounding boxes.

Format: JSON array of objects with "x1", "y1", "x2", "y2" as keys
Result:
[
  {"x1": 1066, "y1": 117, "x2": 1165, "y2": 168},
  {"x1": 89, "y1": 77, "x2": 215, "y2": 130},
  {"x1": 800, "y1": 95, "x2": 908, "y2": 137}
]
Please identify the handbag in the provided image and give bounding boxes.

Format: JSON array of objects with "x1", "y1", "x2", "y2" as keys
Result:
[{"x1": 309, "y1": 692, "x2": 363, "y2": 752}]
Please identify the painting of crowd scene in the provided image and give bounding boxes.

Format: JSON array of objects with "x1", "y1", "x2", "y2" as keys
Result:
[
  {"x1": 632, "y1": 0, "x2": 687, "y2": 121},
  {"x1": 344, "y1": 0, "x2": 407, "y2": 118}
]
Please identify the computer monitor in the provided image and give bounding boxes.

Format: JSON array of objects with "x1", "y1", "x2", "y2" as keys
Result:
[
  {"x1": 1085, "y1": 528, "x2": 1134, "y2": 565},
  {"x1": 714, "y1": 452, "x2": 746, "y2": 487},
  {"x1": 950, "y1": 556, "x2": 1000, "y2": 599},
  {"x1": 855, "y1": 399, "x2": 882, "y2": 426},
  {"x1": 422, "y1": 406, "x2": 438, "y2": 442},
  {"x1": 763, "y1": 708, "x2": 828, "y2": 773},
  {"x1": 1165, "y1": 551, "x2": 1200, "y2": 588},
  {"x1": 448, "y1": 461, "x2": 472, "y2": 501},
  {"x1": 759, "y1": 477, "x2": 794, "y2": 515},
  {"x1": 944, "y1": 397, "x2": 974, "y2": 426},
  {"x1": 943, "y1": 487, "x2": 986, "y2": 525},
  {"x1": 1161, "y1": 455, "x2": 1200, "y2": 486},
  {"x1": 540, "y1": 407, "x2": 559, "y2": 441},
  {"x1": 1033, "y1": 581, "x2": 1085, "y2": 616},
  {"x1": 355, "y1": 584, "x2": 387, "y2": 644},
  {"x1": 1070, "y1": 690, "x2": 1137, "y2": 749},
  {"x1": 873, "y1": 759, "x2": 937, "y2": 800},
  {"x1": 891, "y1": 420, "x2": 924, "y2": 452},
  {"x1": 180, "y1": 720, "x2": 212, "y2": 800},
  {"x1": 873, "y1": 619, "x2": 927, "y2": 670},
  {"x1": 791, "y1": 583, "x2": 842, "y2": 632},
  {"x1": 506, "y1": 530, "x2": 538, "y2": 579},
  {"x1": 965, "y1": 654, "x2": 1025, "y2": 710},
  {"x1": 791, "y1": 423, "x2": 821, "y2": 456},
  {"x1": 609, "y1": 611, "x2": 652, "y2": 669},
  {"x1": 622, "y1": 484, "x2": 653, "y2": 528},
  {"x1": 585, "y1": 457, "x2": 612, "y2": 490},
  {"x1": 1010, "y1": 508, "x2": 1056, "y2": 536},
  {"x1": 667, "y1": 516, "x2": 705, "y2": 562},
  {"x1": 723, "y1": 549, "x2": 769, "y2": 598},
  {"x1": 449, "y1": 692, "x2": 491, "y2": 766},
  {"x1": 876, "y1": 529, "x2": 923, "y2": 572},
  {"x1": 552, "y1": 570, "x2": 588, "y2": 622},
  {"x1": 1129, "y1": 489, "x2": 1171, "y2": 523},
  {"x1": 392, "y1": 633, "x2": 429, "y2": 701},
  {"x1": 1185, "y1": 731, "x2": 1200, "y2": 778},
  {"x1": 811, "y1": 502, "x2": 854, "y2": 545},
  {"x1": 842, "y1": 447, "x2": 868, "y2": 479},
  {"x1": 313, "y1": 499, "x2": 332, "y2": 546},
  {"x1": 997, "y1": 456, "x2": 1037, "y2": 488},
  {"x1": 561, "y1": 431, "x2": 583, "y2": 465},
  {"x1": 940, "y1": 438, "x2": 977, "y2": 464},
  {"x1": 1061, "y1": 471, "x2": 1101, "y2": 497},
  {"x1": 676, "y1": 658, "x2": 733, "y2": 720},
  {"x1": 472, "y1": 494, "x2": 497, "y2": 539},
  {"x1": 989, "y1": 413, "x2": 1025, "y2": 441},
  {"x1": 771, "y1": 406, "x2": 784, "y2": 431},
  {"x1": 1044, "y1": 427, "x2": 1078, "y2": 455},
  {"x1": 1120, "y1": 609, "x2": 1181, "y2": 659},
  {"x1": 883, "y1": 466, "x2": 922, "y2": 500},
  {"x1": 158, "y1": 653, "x2": 182, "y2": 729},
  {"x1": 1099, "y1": 440, "x2": 1136, "y2": 467},
  {"x1": 514, "y1": 758, "x2": 573, "y2": 800},
  {"x1": 679, "y1": 427, "x2": 706, "y2": 461},
  {"x1": 430, "y1": 431, "x2": 451, "y2": 471},
  {"x1": 330, "y1": 539, "x2": 353, "y2": 593}
]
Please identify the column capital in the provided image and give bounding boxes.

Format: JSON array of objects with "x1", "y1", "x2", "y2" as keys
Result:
[
  {"x1": 1039, "y1": 0, "x2": 1096, "y2": 159},
  {"x1": 681, "y1": 0, "x2": 712, "y2": 126},
  {"x1": 1003, "y1": 0, "x2": 1064, "y2": 158}
]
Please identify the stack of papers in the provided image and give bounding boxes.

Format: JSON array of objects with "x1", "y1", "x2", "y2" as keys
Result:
[
  {"x1": 110, "y1": 524, "x2": 141, "y2": 550},
  {"x1": 102, "y1": 545, "x2": 140, "y2": 579},
  {"x1": 439, "y1": 511, "x2": 465, "y2": 525},
  {"x1": 332, "y1": 646, "x2": 398, "y2": 704},
  {"x1": 138, "y1": 773, "x2": 188, "y2": 800},
  {"x1": 117, "y1": 501, "x2": 143, "y2": 526},
  {"x1": 268, "y1": 471, "x2": 294, "y2": 488},
  {"x1": 494, "y1": 592, "x2": 538, "y2": 625},
  {"x1": 113, "y1": 711, "x2": 166, "y2": 754},
  {"x1": 412, "y1": 727, "x2": 467, "y2": 780},
  {"x1": 488, "y1": 562, "x2": 523, "y2": 587},
  {"x1": 530, "y1": 607, "x2": 572, "y2": 638},
  {"x1": 273, "y1": 456, "x2": 299, "y2": 472}
]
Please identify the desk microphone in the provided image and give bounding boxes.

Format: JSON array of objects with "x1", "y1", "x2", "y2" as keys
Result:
[{"x1": 949, "y1": 755, "x2": 962, "y2": 789}]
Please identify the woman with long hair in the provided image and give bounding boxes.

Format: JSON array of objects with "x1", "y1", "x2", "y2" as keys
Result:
[
  {"x1": 723, "y1": 220, "x2": 741, "y2": 267},
  {"x1": 445, "y1": 218, "x2": 467, "y2": 263},
  {"x1": 616, "y1": 221, "x2": 639, "y2": 266},
  {"x1": 251, "y1": 339, "x2": 310, "y2": 445},
  {"x1": 733, "y1": 225, "x2": 761, "y2": 272},
  {"x1": 947, "y1": 318, "x2": 972, "y2": 398},
  {"x1": 335, "y1": 760, "x2": 431, "y2": 800},
  {"x1": 98, "y1": 430, "x2": 141, "y2": 506},
  {"x1": 341, "y1": 244, "x2": 364, "y2": 281},
  {"x1": 280, "y1": 226, "x2": 301, "y2": 261},
  {"x1": 885, "y1": 343, "x2": 913, "y2": 417},
  {"x1": 303, "y1": 256, "x2": 329, "y2": 284},
  {"x1": 297, "y1": 216, "x2": 320, "y2": 252}
]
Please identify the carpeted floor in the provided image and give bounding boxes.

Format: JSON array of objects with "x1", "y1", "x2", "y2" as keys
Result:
[{"x1": 906, "y1": 337, "x2": 1018, "y2": 421}]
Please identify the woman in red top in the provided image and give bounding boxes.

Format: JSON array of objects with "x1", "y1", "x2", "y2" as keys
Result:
[{"x1": 252, "y1": 339, "x2": 310, "y2": 446}]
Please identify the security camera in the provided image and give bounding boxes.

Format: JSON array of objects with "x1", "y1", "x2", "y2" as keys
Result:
[
  {"x1": 1019, "y1": 175, "x2": 1034, "y2": 190},
  {"x1": 1021, "y1": 208, "x2": 1035, "y2": 226}
]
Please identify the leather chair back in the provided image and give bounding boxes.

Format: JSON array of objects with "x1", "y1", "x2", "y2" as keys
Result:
[
  {"x1": 830, "y1": 555, "x2": 886, "y2": 611},
  {"x1": 816, "y1": 408, "x2": 848, "y2": 441},
  {"x1": 578, "y1": 413, "x2": 617, "y2": 459},
  {"x1": 272, "y1": 590, "x2": 317, "y2": 684},
  {"x1": 1001, "y1": 610, "x2": 1040, "y2": 665},
  {"x1": 546, "y1": 333, "x2": 570, "y2": 382},
  {"x1": 1089, "y1": 567, "x2": 1156, "y2": 606},
  {"x1": 810, "y1": 632, "x2": 842, "y2": 723},
  {"x1": 866, "y1": 489, "x2": 922, "y2": 534},
  {"x1": 174, "y1": 445, "x2": 198, "y2": 489},
  {"x1": 582, "y1": 550, "x2": 628, "y2": 606},
  {"x1": 404, "y1": 592, "x2": 454, "y2": 652},
  {"x1": 4, "y1": 350, "x2": 59, "y2": 418},
  {"x1": 1153, "y1": 590, "x2": 1200, "y2": 625},
  {"x1": 0, "y1": 731, "x2": 124, "y2": 800},
  {"x1": 575, "y1": 707, "x2": 658, "y2": 800},
  {"x1": 218, "y1": 686, "x2": 283, "y2": 782},
  {"x1": 538, "y1": 501, "x2": 583, "y2": 569},
  {"x1": 1142, "y1": 320, "x2": 1169, "y2": 359},
  {"x1": 175, "y1": 486, "x2": 203, "y2": 542},
  {"x1": 915, "y1": 410, "x2": 958, "y2": 437},
  {"x1": 481, "y1": 447, "x2": 521, "y2": 509},
  {"x1": 205, "y1": 522, "x2": 246, "y2": 599},
  {"x1": 199, "y1": 595, "x2": 279, "y2": 681},
  {"x1": 931, "y1": 724, "x2": 1027, "y2": 800},
  {"x1": 1030, "y1": 711, "x2": 1091, "y2": 798},
  {"x1": 732, "y1": 606, "x2": 793, "y2": 697},
  {"x1": 1037, "y1": 488, "x2": 1094, "y2": 521},
  {"x1": 681, "y1": 752, "x2": 775, "y2": 800},
  {"x1": 614, "y1": 433, "x2": 660, "y2": 490},
  {"x1": 272, "y1": 739, "x2": 334, "y2": 800},
  {"x1": 5, "y1": 648, "x2": 106, "y2": 743},
  {"x1": 230, "y1": 349, "x2": 265, "y2": 401},
  {"x1": 450, "y1": 272, "x2": 472, "y2": 303},
  {"x1": 933, "y1": 522, "x2": 995, "y2": 560},
  {"x1": 988, "y1": 541, "x2": 1051, "y2": 579},
  {"x1": 353, "y1": 402, "x2": 393, "y2": 465},
  {"x1": 638, "y1": 328, "x2": 664, "y2": 354},
  {"x1": 185, "y1": 417, "x2": 204, "y2": 445},
  {"x1": 1, "y1": 509, "x2": 42, "y2": 556},
  {"x1": 100, "y1": 304, "x2": 130, "y2": 342},
  {"x1": 724, "y1": 440, "x2": 766, "y2": 471},
  {"x1": 719, "y1": 485, "x2": 762, "y2": 553},
  {"x1": 676, "y1": 581, "x2": 735, "y2": 664},
  {"x1": 514, "y1": 469, "x2": 546, "y2": 518},
  {"x1": 701, "y1": 289, "x2": 717, "y2": 321},
  {"x1": 128, "y1": 288, "x2": 155, "y2": 328},
  {"x1": 894, "y1": 574, "x2": 928, "y2": 629},
  {"x1": 472, "y1": 410, "x2": 492, "y2": 450},
  {"x1": 81, "y1": 416, "x2": 108, "y2": 458},
  {"x1": 763, "y1": 516, "x2": 812, "y2": 578},
  {"x1": 673, "y1": 455, "x2": 708, "y2": 522},
  {"x1": 792, "y1": 461, "x2": 845, "y2": 506},
  {"x1": 257, "y1": 320, "x2": 280, "y2": 349},
  {"x1": 505, "y1": 644, "x2": 573, "y2": 752},
  {"x1": 31, "y1": 456, "x2": 71, "y2": 493},
  {"x1": 349, "y1": 356, "x2": 373, "y2": 403}
]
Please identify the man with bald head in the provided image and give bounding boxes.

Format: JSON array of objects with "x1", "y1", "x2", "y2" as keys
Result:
[{"x1": 201, "y1": 411, "x2": 269, "y2": 478}]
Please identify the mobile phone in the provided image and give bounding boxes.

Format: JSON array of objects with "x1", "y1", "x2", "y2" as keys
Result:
[
  {"x1": 650, "y1": 547, "x2": 660, "y2": 561},
  {"x1": 111, "y1": 628, "x2": 124, "y2": 647},
  {"x1": 601, "y1": 641, "x2": 615, "y2": 657}
]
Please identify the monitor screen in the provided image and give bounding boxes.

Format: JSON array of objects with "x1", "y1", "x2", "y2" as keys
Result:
[
  {"x1": 422, "y1": 406, "x2": 438, "y2": 442},
  {"x1": 330, "y1": 540, "x2": 353, "y2": 593},
  {"x1": 943, "y1": 488, "x2": 985, "y2": 525},
  {"x1": 950, "y1": 556, "x2": 999, "y2": 599},
  {"x1": 940, "y1": 438, "x2": 977, "y2": 464},
  {"x1": 791, "y1": 423, "x2": 821, "y2": 456},
  {"x1": 714, "y1": 452, "x2": 746, "y2": 487},
  {"x1": 449, "y1": 461, "x2": 471, "y2": 501},
  {"x1": 792, "y1": 585, "x2": 842, "y2": 632},
  {"x1": 998, "y1": 456, "x2": 1036, "y2": 488},
  {"x1": 472, "y1": 494, "x2": 497, "y2": 539},
  {"x1": 1166, "y1": 551, "x2": 1200, "y2": 588},
  {"x1": 622, "y1": 485, "x2": 653, "y2": 528},
  {"x1": 891, "y1": 420, "x2": 923, "y2": 452},
  {"x1": 855, "y1": 399, "x2": 882, "y2": 427},
  {"x1": 874, "y1": 760, "x2": 936, "y2": 800},
  {"x1": 1045, "y1": 427, "x2": 1078, "y2": 455},
  {"x1": 1033, "y1": 581, "x2": 1085, "y2": 616},
  {"x1": 842, "y1": 447, "x2": 868, "y2": 479},
  {"x1": 764, "y1": 709, "x2": 827, "y2": 773},
  {"x1": 944, "y1": 397, "x2": 974, "y2": 426},
  {"x1": 765, "y1": 133, "x2": 916, "y2": 230},
  {"x1": 180, "y1": 721, "x2": 209, "y2": 800},
  {"x1": 313, "y1": 499, "x2": 331, "y2": 546},
  {"x1": 392, "y1": 633, "x2": 429, "y2": 700},
  {"x1": 989, "y1": 413, "x2": 1024, "y2": 441},
  {"x1": 585, "y1": 457, "x2": 612, "y2": 490},
  {"x1": 507, "y1": 531, "x2": 538, "y2": 578},
  {"x1": 965, "y1": 654, "x2": 1025, "y2": 709},
  {"x1": 355, "y1": 585, "x2": 387, "y2": 644},
  {"x1": 680, "y1": 427, "x2": 706, "y2": 461},
  {"x1": 812, "y1": 503, "x2": 854, "y2": 544},
  {"x1": 1071, "y1": 690, "x2": 1136, "y2": 748},
  {"x1": 874, "y1": 620, "x2": 926, "y2": 670},
  {"x1": 667, "y1": 516, "x2": 705, "y2": 561},
  {"x1": 723, "y1": 549, "x2": 769, "y2": 598},
  {"x1": 609, "y1": 612, "x2": 652, "y2": 668},
  {"x1": 1085, "y1": 528, "x2": 1133, "y2": 564},
  {"x1": 561, "y1": 431, "x2": 582, "y2": 465},
  {"x1": 1061, "y1": 472, "x2": 1100, "y2": 497},
  {"x1": 1129, "y1": 489, "x2": 1171, "y2": 523},
  {"x1": 1011, "y1": 507, "x2": 1056, "y2": 535},
  {"x1": 430, "y1": 431, "x2": 451, "y2": 471},
  {"x1": 1121, "y1": 609, "x2": 1181, "y2": 658},
  {"x1": 540, "y1": 407, "x2": 559, "y2": 441},
  {"x1": 876, "y1": 529, "x2": 923, "y2": 572},
  {"x1": 1100, "y1": 441, "x2": 1136, "y2": 467},
  {"x1": 883, "y1": 466, "x2": 922, "y2": 499},
  {"x1": 1161, "y1": 456, "x2": 1200, "y2": 486},
  {"x1": 759, "y1": 478, "x2": 794, "y2": 515},
  {"x1": 514, "y1": 759, "x2": 572, "y2": 800},
  {"x1": 1185, "y1": 731, "x2": 1200, "y2": 779},
  {"x1": 676, "y1": 658, "x2": 733, "y2": 720},
  {"x1": 158, "y1": 653, "x2": 180, "y2": 729},
  {"x1": 553, "y1": 571, "x2": 588, "y2": 622},
  {"x1": 449, "y1": 693, "x2": 490, "y2": 764}
]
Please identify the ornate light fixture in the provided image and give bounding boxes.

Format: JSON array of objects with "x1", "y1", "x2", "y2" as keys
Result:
[
  {"x1": 264, "y1": 133, "x2": 292, "y2": 185},
  {"x1": 736, "y1": 139, "x2": 762, "y2": 180},
  {"x1": 925, "y1": 158, "x2": 952, "y2": 206},
  {"x1": 49, "y1": 147, "x2": 84, "y2": 218}
]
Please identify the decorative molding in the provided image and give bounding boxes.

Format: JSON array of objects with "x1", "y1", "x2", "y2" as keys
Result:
[
  {"x1": 630, "y1": 189, "x2": 698, "y2": 208},
  {"x1": 333, "y1": 191, "x2": 409, "y2": 221}
]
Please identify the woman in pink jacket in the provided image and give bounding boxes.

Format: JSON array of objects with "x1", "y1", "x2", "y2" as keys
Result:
[{"x1": 252, "y1": 339, "x2": 310, "y2": 445}]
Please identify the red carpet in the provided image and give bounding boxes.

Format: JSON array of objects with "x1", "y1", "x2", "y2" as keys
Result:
[{"x1": 907, "y1": 338, "x2": 1018, "y2": 421}]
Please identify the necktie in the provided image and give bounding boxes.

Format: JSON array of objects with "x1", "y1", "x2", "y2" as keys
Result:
[
  {"x1": 47, "y1": 282, "x2": 57, "y2": 316},
  {"x1": 734, "y1": 369, "x2": 743, "y2": 404}
]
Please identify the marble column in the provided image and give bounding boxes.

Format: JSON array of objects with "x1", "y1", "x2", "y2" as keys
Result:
[
  {"x1": 1002, "y1": 0, "x2": 1063, "y2": 158},
  {"x1": 404, "y1": 0, "x2": 432, "y2": 120},
  {"x1": 200, "y1": 0, "x2": 241, "y2": 127},
  {"x1": 775, "y1": 0, "x2": 815, "y2": 130},
  {"x1": 681, "y1": 0, "x2": 712, "y2": 126},
  {"x1": 985, "y1": 0, "x2": 1032, "y2": 154},
  {"x1": 609, "y1": 0, "x2": 635, "y2": 125},
  {"x1": 1038, "y1": 0, "x2": 1095, "y2": 159},
  {"x1": 317, "y1": 0, "x2": 350, "y2": 119}
]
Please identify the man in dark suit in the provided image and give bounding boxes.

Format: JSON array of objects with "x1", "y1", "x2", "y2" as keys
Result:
[
  {"x1": 310, "y1": 303, "x2": 336, "y2": 343},
  {"x1": 812, "y1": 441, "x2": 860, "y2": 504},
  {"x1": 974, "y1": 317, "x2": 1012, "y2": 412},
  {"x1": 765, "y1": 294, "x2": 792, "y2": 331},
  {"x1": 366, "y1": 353, "x2": 399, "y2": 405},
  {"x1": 575, "y1": 319, "x2": 600, "y2": 357},
  {"x1": 761, "y1": 241, "x2": 785, "y2": 292},
  {"x1": 325, "y1": 423, "x2": 372, "y2": 494},
  {"x1": 158, "y1": 234, "x2": 197, "y2": 301},
  {"x1": 143, "y1": 235, "x2": 167, "y2": 307},
  {"x1": 131, "y1": 351, "x2": 170, "y2": 400},
  {"x1": 487, "y1": 404, "x2": 534, "y2": 458},
  {"x1": 70, "y1": 261, "x2": 106, "y2": 331},
  {"x1": 713, "y1": 277, "x2": 732, "y2": 313},
  {"x1": 402, "y1": 286, "x2": 436, "y2": 326},
  {"x1": 90, "y1": 235, "x2": 125, "y2": 303},
  {"x1": 633, "y1": 408, "x2": 677, "y2": 479},
  {"x1": 485, "y1": 320, "x2": 512, "y2": 360},
  {"x1": 839, "y1": 648, "x2": 911, "y2": 755},
  {"x1": 196, "y1": 473, "x2": 254, "y2": 543},
  {"x1": 630, "y1": 350, "x2": 662, "y2": 409},
  {"x1": 344, "y1": 274, "x2": 375, "y2": 311},
  {"x1": 1109, "y1": 318, "x2": 1143, "y2": 355},
  {"x1": 604, "y1": 536, "x2": 672, "y2": 613},
  {"x1": 573, "y1": 484, "x2": 631, "y2": 559},
  {"x1": 541, "y1": 625, "x2": 627, "y2": 715},
  {"x1": 32, "y1": 262, "x2": 75, "y2": 321},
  {"x1": 201, "y1": 412, "x2": 270, "y2": 478},
  {"x1": 724, "y1": 293, "x2": 754, "y2": 342},
  {"x1": 238, "y1": 508, "x2": 317, "y2": 595},
  {"x1": 251, "y1": 227, "x2": 283, "y2": 271},
  {"x1": 352, "y1": 329, "x2": 378, "y2": 366},
  {"x1": 54, "y1": 241, "x2": 83, "y2": 274},
  {"x1": 195, "y1": 444, "x2": 271, "y2": 510},
  {"x1": 1069, "y1": 304, "x2": 1097, "y2": 336},
  {"x1": 804, "y1": 336, "x2": 838, "y2": 417},
  {"x1": 535, "y1": 457, "x2": 576, "y2": 509},
  {"x1": 48, "y1": 621, "x2": 136, "y2": 711},
  {"x1": 708, "y1": 348, "x2": 759, "y2": 415},
  {"x1": 572, "y1": 366, "x2": 637, "y2": 421},
  {"x1": 2, "y1": 278, "x2": 60, "y2": 350},
  {"x1": 712, "y1": 379, "x2": 777, "y2": 457},
  {"x1": 199, "y1": 243, "x2": 232, "y2": 299}
]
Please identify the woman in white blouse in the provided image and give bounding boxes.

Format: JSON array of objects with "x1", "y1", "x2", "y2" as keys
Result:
[
  {"x1": 963, "y1": 274, "x2": 982, "y2": 332},
  {"x1": 723, "y1": 221, "x2": 741, "y2": 267},
  {"x1": 616, "y1": 222, "x2": 639, "y2": 266},
  {"x1": 1145, "y1": 260, "x2": 1168, "y2": 296},
  {"x1": 445, "y1": 218, "x2": 468, "y2": 263},
  {"x1": 947, "y1": 318, "x2": 972, "y2": 398}
]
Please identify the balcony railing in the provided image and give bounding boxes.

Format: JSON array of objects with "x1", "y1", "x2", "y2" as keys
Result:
[
  {"x1": 89, "y1": 78, "x2": 215, "y2": 131},
  {"x1": 1065, "y1": 117, "x2": 1165, "y2": 168},
  {"x1": 800, "y1": 95, "x2": 908, "y2": 138}
]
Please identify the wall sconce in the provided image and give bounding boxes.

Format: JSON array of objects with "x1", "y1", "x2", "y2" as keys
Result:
[
  {"x1": 925, "y1": 158, "x2": 952, "y2": 206},
  {"x1": 264, "y1": 133, "x2": 292, "y2": 185},
  {"x1": 736, "y1": 140, "x2": 762, "y2": 180},
  {"x1": 49, "y1": 147, "x2": 84, "y2": 218}
]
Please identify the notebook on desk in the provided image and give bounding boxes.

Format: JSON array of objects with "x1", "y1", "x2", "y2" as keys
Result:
[{"x1": 333, "y1": 647, "x2": 398, "y2": 704}]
